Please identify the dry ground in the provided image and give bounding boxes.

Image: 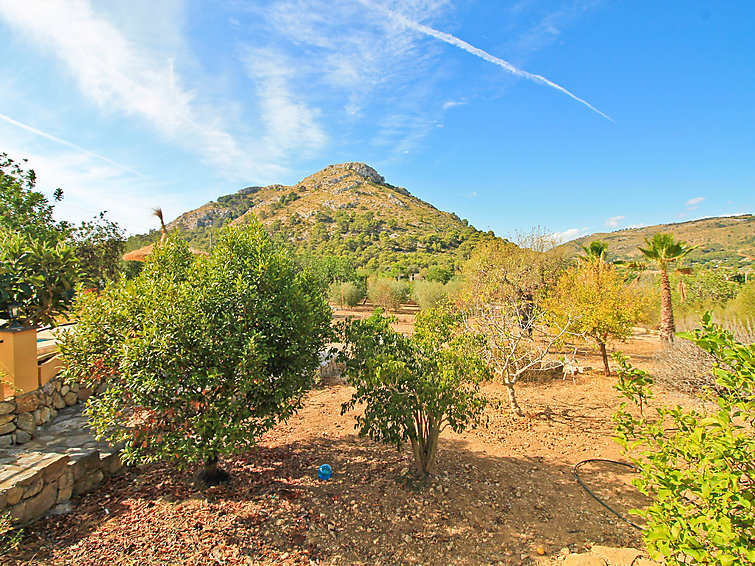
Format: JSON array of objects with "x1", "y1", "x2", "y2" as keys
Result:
[{"x1": 5, "y1": 308, "x2": 698, "y2": 566}]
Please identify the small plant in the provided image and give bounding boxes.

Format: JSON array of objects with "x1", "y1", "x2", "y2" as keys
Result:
[
  {"x1": 0, "y1": 512, "x2": 21, "y2": 555},
  {"x1": 338, "y1": 306, "x2": 490, "y2": 476},
  {"x1": 613, "y1": 314, "x2": 755, "y2": 565}
]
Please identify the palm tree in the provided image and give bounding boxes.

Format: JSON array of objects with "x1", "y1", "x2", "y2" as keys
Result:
[
  {"x1": 152, "y1": 207, "x2": 169, "y2": 243},
  {"x1": 579, "y1": 240, "x2": 609, "y2": 262},
  {"x1": 638, "y1": 233, "x2": 697, "y2": 343}
]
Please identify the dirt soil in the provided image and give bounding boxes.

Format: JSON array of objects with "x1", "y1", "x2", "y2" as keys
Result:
[{"x1": 5, "y1": 309, "x2": 697, "y2": 566}]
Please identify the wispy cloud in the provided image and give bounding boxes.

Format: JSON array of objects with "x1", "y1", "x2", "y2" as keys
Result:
[
  {"x1": 0, "y1": 112, "x2": 146, "y2": 178},
  {"x1": 552, "y1": 227, "x2": 589, "y2": 243},
  {"x1": 357, "y1": 0, "x2": 613, "y2": 121},
  {"x1": 443, "y1": 100, "x2": 467, "y2": 110},
  {"x1": 604, "y1": 215, "x2": 625, "y2": 228},
  {"x1": 0, "y1": 0, "x2": 276, "y2": 180},
  {"x1": 686, "y1": 196, "x2": 704, "y2": 208}
]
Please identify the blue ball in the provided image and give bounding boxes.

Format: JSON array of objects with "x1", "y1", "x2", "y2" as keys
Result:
[{"x1": 318, "y1": 464, "x2": 333, "y2": 480}]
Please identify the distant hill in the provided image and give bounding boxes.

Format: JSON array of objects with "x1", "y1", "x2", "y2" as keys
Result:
[
  {"x1": 126, "y1": 162, "x2": 489, "y2": 274},
  {"x1": 561, "y1": 215, "x2": 755, "y2": 268}
]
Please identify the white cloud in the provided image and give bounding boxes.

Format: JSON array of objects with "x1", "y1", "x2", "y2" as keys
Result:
[
  {"x1": 552, "y1": 227, "x2": 589, "y2": 243},
  {"x1": 686, "y1": 196, "x2": 705, "y2": 208},
  {"x1": 0, "y1": 0, "x2": 277, "y2": 180},
  {"x1": 604, "y1": 215, "x2": 625, "y2": 228},
  {"x1": 443, "y1": 100, "x2": 467, "y2": 110}
]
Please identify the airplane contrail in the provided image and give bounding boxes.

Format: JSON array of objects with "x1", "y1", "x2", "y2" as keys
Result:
[
  {"x1": 358, "y1": 0, "x2": 613, "y2": 122},
  {"x1": 0, "y1": 112, "x2": 148, "y2": 177}
]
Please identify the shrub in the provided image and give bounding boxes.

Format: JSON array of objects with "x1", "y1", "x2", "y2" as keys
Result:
[
  {"x1": 338, "y1": 307, "x2": 490, "y2": 476},
  {"x1": 411, "y1": 279, "x2": 446, "y2": 310},
  {"x1": 328, "y1": 281, "x2": 365, "y2": 308},
  {"x1": 59, "y1": 224, "x2": 332, "y2": 484},
  {"x1": 614, "y1": 314, "x2": 755, "y2": 565},
  {"x1": 368, "y1": 277, "x2": 407, "y2": 311}
]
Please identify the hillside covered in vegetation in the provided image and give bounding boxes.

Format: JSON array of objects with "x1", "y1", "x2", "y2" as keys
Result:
[
  {"x1": 561, "y1": 215, "x2": 755, "y2": 269},
  {"x1": 126, "y1": 162, "x2": 489, "y2": 276}
]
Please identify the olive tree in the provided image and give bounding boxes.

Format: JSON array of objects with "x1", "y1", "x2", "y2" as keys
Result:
[
  {"x1": 60, "y1": 223, "x2": 332, "y2": 484},
  {"x1": 339, "y1": 306, "x2": 490, "y2": 476}
]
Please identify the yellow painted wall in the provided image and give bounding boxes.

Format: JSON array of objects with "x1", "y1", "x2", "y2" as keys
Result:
[{"x1": 0, "y1": 328, "x2": 38, "y2": 398}]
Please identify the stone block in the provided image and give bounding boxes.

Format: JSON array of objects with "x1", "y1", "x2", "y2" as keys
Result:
[
  {"x1": 563, "y1": 555, "x2": 607, "y2": 566},
  {"x1": 58, "y1": 470, "x2": 73, "y2": 491},
  {"x1": 101, "y1": 452, "x2": 123, "y2": 476},
  {"x1": 73, "y1": 469, "x2": 104, "y2": 496},
  {"x1": 6, "y1": 467, "x2": 41, "y2": 488},
  {"x1": 51, "y1": 392, "x2": 65, "y2": 410},
  {"x1": 8, "y1": 500, "x2": 26, "y2": 524},
  {"x1": 64, "y1": 392, "x2": 78, "y2": 406},
  {"x1": 22, "y1": 476, "x2": 44, "y2": 499},
  {"x1": 70, "y1": 451, "x2": 100, "y2": 480},
  {"x1": 0, "y1": 434, "x2": 12, "y2": 449},
  {"x1": 591, "y1": 546, "x2": 643, "y2": 566},
  {"x1": 39, "y1": 405, "x2": 51, "y2": 425},
  {"x1": 0, "y1": 421, "x2": 16, "y2": 435},
  {"x1": 42, "y1": 454, "x2": 70, "y2": 482},
  {"x1": 56, "y1": 483, "x2": 73, "y2": 504},
  {"x1": 19, "y1": 483, "x2": 57, "y2": 523},
  {"x1": 16, "y1": 412, "x2": 35, "y2": 434},
  {"x1": 77, "y1": 387, "x2": 93, "y2": 401},
  {"x1": 60, "y1": 384, "x2": 69, "y2": 396},
  {"x1": 5, "y1": 486, "x2": 23, "y2": 506},
  {"x1": 0, "y1": 413, "x2": 15, "y2": 426},
  {"x1": 14, "y1": 392, "x2": 39, "y2": 414},
  {"x1": 14, "y1": 429, "x2": 32, "y2": 444},
  {"x1": 0, "y1": 400, "x2": 15, "y2": 415},
  {"x1": 0, "y1": 491, "x2": 5, "y2": 511},
  {"x1": 70, "y1": 383, "x2": 80, "y2": 393}
]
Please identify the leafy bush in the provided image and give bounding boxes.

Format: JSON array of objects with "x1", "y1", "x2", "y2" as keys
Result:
[
  {"x1": 338, "y1": 307, "x2": 490, "y2": 476},
  {"x1": 614, "y1": 314, "x2": 755, "y2": 565},
  {"x1": 368, "y1": 277, "x2": 408, "y2": 311},
  {"x1": 411, "y1": 279, "x2": 446, "y2": 310},
  {"x1": 328, "y1": 281, "x2": 365, "y2": 308},
  {"x1": 59, "y1": 224, "x2": 332, "y2": 484},
  {"x1": 0, "y1": 231, "x2": 79, "y2": 328}
]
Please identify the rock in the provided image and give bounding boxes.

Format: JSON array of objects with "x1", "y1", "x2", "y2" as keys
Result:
[
  {"x1": 71, "y1": 451, "x2": 100, "y2": 480},
  {"x1": 51, "y1": 392, "x2": 65, "y2": 410},
  {"x1": 5, "y1": 486, "x2": 23, "y2": 506},
  {"x1": 0, "y1": 434, "x2": 12, "y2": 448},
  {"x1": 14, "y1": 429, "x2": 32, "y2": 444},
  {"x1": 39, "y1": 406, "x2": 51, "y2": 425},
  {"x1": 64, "y1": 391, "x2": 78, "y2": 406},
  {"x1": 42, "y1": 454, "x2": 70, "y2": 482},
  {"x1": 14, "y1": 392, "x2": 39, "y2": 413},
  {"x1": 8, "y1": 501, "x2": 27, "y2": 524},
  {"x1": 73, "y1": 469, "x2": 104, "y2": 496},
  {"x1": 16, "y1": 412, "x2": 35, "y2": 434},
  {"x1": 0, "y1": 400, "x2": 16, "y2": 415},
  {"x1": 591, "y1": 546, "x2": 643, "y2": 566},
  {"x1": 0, "y1": 421, "x2": 16, "y2": 435},
  {"x1": 22, "y1": 476, "x2": 44, "y2": 499},
  {"x1": 19, "y1": 483, "x2": 57, "y2": 523},
  {"x1": 48, "y1": 501, "x2": 74, "y2": 516},
  {"x1": 101, "y1": 452, "x2": 123, "y2": 475},
  {"x1": 77, "y1": 387, "x2": 92, "y2": 402},
  {"x1": 0, "y1": 413, "x2": 15, "y2": 426},
  {"x1": 60, "y1": 384, "x2": 69, "y2": 396},
  {"x1": 33, "y1": 409, "x2": 43, "y2": 426},
  {"x1": 70, "y1": 382, "x2": 79, "y2": 393},
  {"x1": 563, "y1": 555, "x2": 607, "y2": 566}
]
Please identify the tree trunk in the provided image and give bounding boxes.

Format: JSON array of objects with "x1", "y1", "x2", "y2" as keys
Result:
[
  {"x1": 659, "y1": 267, "x2": 676, "y2": 344},
  {"x1": 197, "y1": 454, "x2": 230, "y2": 486},
  {"x1": 597, "y1": 338, "x2": 610, "y2": 376},
  {"x1": 504, "y1": 377, "x2": 525, "y2": 417},
  {"x1": 411, "y1": 424, "x2": 440, "y2": 477}
]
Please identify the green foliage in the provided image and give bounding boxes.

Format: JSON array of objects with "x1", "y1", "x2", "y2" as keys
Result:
[
  {"x1": 68, "y1": 212, "x2": 126, "y2": 287},
  {"x1": 613, "y1": 314, "x2": 755, "y2": 565},
  {"x1": 0, "y1": 512, "x2": 21, "y2": 556},
  {"x1": 0, "y1": 152, "x2": 67, "y2": 242},
  {"x1": 297, "y1": 253, "x2": 358, "y2": 291},
  {"x1": 368, "y1": 277, "x2": 408, "y2": 311},
  {"x1": 733, "y1": 281, "x2": 755, "y2": 320},
  {"x1": 411, "y1": 279, "x2": 447, "y2": 310},
  {"x1": 638, "y1": 232, "x2": 697, "y2": 267},
  {"x1": 59, "y1": 223, "x2": 332, "y2": 475},
  {"x1": 328, "y1": 281, "x2": 365, "y2": 308},
  {"x1": 0, "y1": 231, "x2": 79, "y2": 327},
  {"x1": 338, "y1": 307, "x2": 490, "y2": 476}
]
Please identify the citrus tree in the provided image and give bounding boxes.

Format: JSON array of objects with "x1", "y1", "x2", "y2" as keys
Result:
[
  {"x1": 614, "y1": 314, "x2": 755, "y2": 565},
  {"x1": 548, "y1": 256, "x2": 647, "y2": 375},
  {"x1": 339, "y1": 306, "x2": 490, "y2": 476},
  {"x1": 59, "y1": 223, "x2": 332, "y2": 484}
]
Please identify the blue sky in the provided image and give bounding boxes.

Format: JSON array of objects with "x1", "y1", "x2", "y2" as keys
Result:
[{"x1": 1, "y1": 1, "x2": 753, "y2": 241}]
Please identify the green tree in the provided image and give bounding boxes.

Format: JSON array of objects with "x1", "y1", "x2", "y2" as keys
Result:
[
  {"x1": 638, "y1": 233, "x2": 696, "y2": 343},
  {"x1": 0, "y1": 153, "x2": 68, "y2": 242},
  {"x1": 578, "y1": 240, "x2": 609, "y2": 262},
  {"x1": 614, "y1": 314, "x2": 755, "y2": 565},
  {"x1": 548, "y1": 259, "x2": 647, "y2": 375},
  {"x1": 69, "y1": 212, "x2": 126, "y2": 287},
  {"x1": 0, "y1": 231, "x2": 79, "y2": 328},
  {"x1": 339, "y1": 307, "x2": 490, "y2": 476},
  {"x1": 59, "y1": 223, "x2": 332, "y2": 484}
]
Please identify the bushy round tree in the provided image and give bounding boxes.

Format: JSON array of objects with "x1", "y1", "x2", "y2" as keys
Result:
[{"x1": 60, "y1": 223, "x2": 332, "y2": 483}]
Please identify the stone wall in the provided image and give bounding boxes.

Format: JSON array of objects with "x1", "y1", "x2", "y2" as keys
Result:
[
  {"x1": 0, "y1": 446, "x2": 123, "y2": 524},
  {"x1": 0, "y1": 377, "x2": 91, "y2": 448}
]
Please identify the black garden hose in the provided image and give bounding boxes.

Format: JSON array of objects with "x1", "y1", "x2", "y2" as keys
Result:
[{"x1": 572, "y1": 458, "x2": 645, "y2": 531}]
